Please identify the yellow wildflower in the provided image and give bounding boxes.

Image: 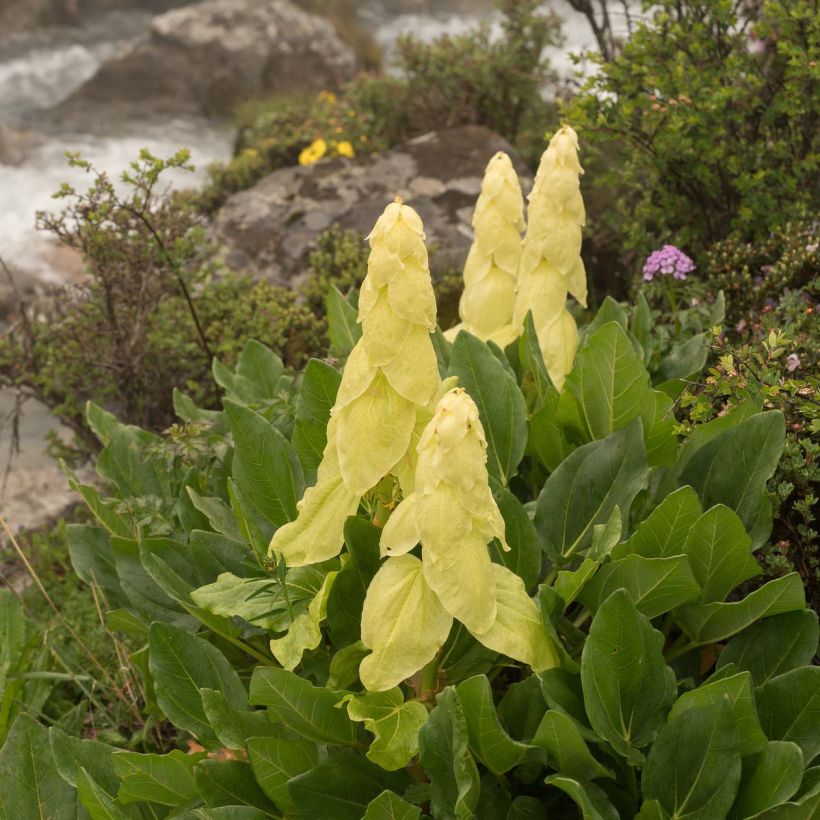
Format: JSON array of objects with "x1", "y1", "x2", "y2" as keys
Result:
[
  {"x1": 318, "y1": 90, "x2": 337, "y2": 104},
  {"x1": 336, "y1": 141, "x2": 355, "y2": 158},
  {"x1": 298, "y1": 138, "x2": 328, "y2": 166}
]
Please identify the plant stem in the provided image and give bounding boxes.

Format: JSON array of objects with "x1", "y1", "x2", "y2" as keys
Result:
[{"x1": 419, "y1": 655, "x2": 440, "y2": 703}]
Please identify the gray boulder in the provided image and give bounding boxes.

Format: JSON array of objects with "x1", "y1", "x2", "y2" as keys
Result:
[
  {"x1": 214, "y1": 125, "x2": 532, "y2": 285},
  {"x1": 56, "y1": 0, "x2": 356, "y2": 120}
]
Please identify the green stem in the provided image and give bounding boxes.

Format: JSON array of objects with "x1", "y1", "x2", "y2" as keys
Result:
[
  {"x1": 419, "y1": 655, "x2": 440, "y2": 703},
  {"x1": 543, "y1": 567, "x2": 558, "y2": 586},
  {"x1": 627, "y1": 762, "x2": 639, "y2": 804},
  {"x1": 663, "y1": 276, "x2": 679, "y2": 316},
  {"x1": 572, "y1": 608, "x2": 591, "y2": 629}
]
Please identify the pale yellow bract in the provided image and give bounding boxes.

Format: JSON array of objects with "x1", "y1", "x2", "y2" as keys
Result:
[
  {"x1": 268, "y1": 201, "x2": 441, "y2": 568},
  {"x1": 513, "y1": 124, "x2": 587, "y2": 391},
  {"x1": 447, "y1": 151, "x2": 525, "y2": 348},
  {"x1": 360, "y1": 387, "x2": 558, "y2": 691}
]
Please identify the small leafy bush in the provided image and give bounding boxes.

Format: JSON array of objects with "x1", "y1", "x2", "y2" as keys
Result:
[
  {"x1": 569, "y1": 0, "x2": 820, "y2": 261},
  {"x1": 3, "y1": 197, "x2": 818, "y2": 816}
]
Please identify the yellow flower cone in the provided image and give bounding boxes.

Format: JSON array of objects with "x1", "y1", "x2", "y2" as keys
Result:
[
  {"x1": 513, "y1": 125, "x2": 587, "y2": 390},
  {"x1": 446, "y1": 152, "x2": 525, "y2": 347},
  {"x1": 361, "y1": 387, "x2": 558, "y2": 691},
  {"x1": 269, "y1": 200, "x2": 441, "y2": 567}
]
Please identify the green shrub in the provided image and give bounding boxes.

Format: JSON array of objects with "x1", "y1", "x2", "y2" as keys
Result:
[{"x1": 569, "y1": 0, "x2": 819, "y2": 265}]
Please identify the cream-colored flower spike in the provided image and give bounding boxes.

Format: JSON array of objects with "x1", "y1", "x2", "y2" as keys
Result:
[
  {"x1": 446, "y1": 152, "x2": 525, "y2": 348},
  {"x1": 360, "y1": 387, "x2": 558, "y2": 691},
  {"x1": 513, "y1": 124, "x2": 587, "y2": 391},
  {"x1": 269, "y1": 200, "x2": 442, "y2": 567}
]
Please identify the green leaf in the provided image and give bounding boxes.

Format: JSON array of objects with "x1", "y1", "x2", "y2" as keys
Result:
[
  {"x1": 678, "y1": 411, "x2": 785, "y2": 548},
  {"x1": 328, "y1": 640, "x2": 370, "y2": 689},
  {"x1": 224, "y1": 399, "x2": 304, "y2": 535},
  {"x1": 555, "y1": 559, "x2": 599, "y2": 607},
  {"x1": 581, "y1": 589, "x2": 676, "y2": 758},
  {"x1": 419, "y1": 687, "x2": 480, "y2": 820},
  {"x1": 683, "y1": 505, "x2": 760, "y2": 603},
  {"x1": 654, "y1": 332, "x2": 709, "y2": 384},
  {"x1": 565, "y1": 321, "x2": 654, "y2": 441},
  {"x1": 344, "y1": 688, "x2": 429, "y2": 771},
  {"x1": 0, "y1": 715, "x2": 76, "y2": 820},
  {"x1": 191, "y1": 573, "x2": 284, "y2": 631},
  {"x1": 643, "y1": 701, "x2": 742, "y2": 819},
  {"x1": 669, "y1": 671, "x2": 767, "y2": 755},
  {"x1": 249, "y1": 667, "x2": 357, "y2": 745},
  {"x1": 535, "y1": 421, "x2": 649, "y2": 560},
  {"x1": 201, "y1": 689, "x2": 280, "y2": 751},
  {"x1": 757, "y1": 667, "x2": 820, "y2": 763},
  {"x1": 528, "y1": 388, "x2": 575, "y2": 472},
  {"x1": 76, "y1": 768, "x2": 129, "y2": 820},
  {"x1": 49, "y1": 727, "x2": 118, "y2": 794},
  {"x1": 635, "y1": 800, "x2": 671, "y2": 819},
  {"x1": 531, "y1": 710, "x2": 612, "y2": 781},
  {"x1": 247, "y1": 736, "x2": 318, "y2": 813},
  {"x1": 448, "y1": 330, "x2": 528, "y2": 484},
  {"x1": 113, "y1": 749, "x2": 203, "y2": 806},
  {"x1": 455, "y1": 676, "x2": 529, "y2": 775},
  {"x1": 538, "y1": 669, "x2": 590, "y2": 733},
  {"x1": 675, "y1": 573, "x2": 806, "y2": 645},
  {"x1": 186, "y1": 489, "x2": 244, "y2": 542},
  {"x1": 288, "y1": 754, "x2": 411, "y2": 820},
  {"x1": 148, "y1": 623, "x2": 246, "y2": 740},
  {"x1": 498, "y1": 675, "x2": 549, "y2": 744},
  {"x1": 729, "y1": 742, "x2": 804, "y2": 819},
  {"x1": 67, "y1": 524, "x2": 125, "y2": 601},
  {"x1": 489, "y1": 481, "x2": 542, "y2": 590},
  {"x1": 190, "y1": 530, "x2": 252, "y2": 582},
  {"x1": 543, "y1": 775, "x2": 619, "y2": 819},
  {"x1": 327, "y1": 517, "x2": 382, "y2": 647},
  {"x1": 213, "y1": 341, "x2": 288, "y2": 404},
  {"x1": 363, "y1": 790, "x2": 421, "y2": 820},
  {"x1": 194, "y1": 759, "x2": 276, "y2": 812},
  {"x1": 176, "y1": 808, "x2": 267, "y2": 820},
  {"x1": 630, "y1": 293, "x2": 653, "y2": 361},
  {"x1": 613, "y1": 486, "x2": 703, "y2": 559},
  {"x1": 66, "y1": 476, "x2": 132, "y2": 538},
  {"x1": 578, "y1": 554, "x2": 701, "y2": 618},
  {"x1": 586, "y1": 297, "x2": 629, "y2": 336},
  {"x1": 645, "y1": 391, "x2": 679, "y2": 467},
  {"x1": 518, "y1": 311, "x2": 553, "y2": 410},
  {"x1": 293, "y1": 359, "x2": 341, "y2": 484},
  {"x1": 718, "y1": 610, "x2": 820, "y2": 685},
  {"x1": 327, "y1": 284, "x2": 362, "y2": 358}
]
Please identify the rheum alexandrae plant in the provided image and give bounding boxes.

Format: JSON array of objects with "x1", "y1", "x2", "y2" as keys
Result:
[
  {"x1": 360, "y1": 387, "x2": 557, "y2": 691},
  {"x1": 269, "y1": 199, "x2": 441, "y2": 566},
  {"x1": 513, "y1": 124, "x2": 587, "y2": 390},
  {"x1": 446, "y1": 151, "x2": 525, "y2": 347}
]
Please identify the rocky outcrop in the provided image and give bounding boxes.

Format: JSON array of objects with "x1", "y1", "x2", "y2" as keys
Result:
[
  {"x1": 56, "y1": 0, "x2": 357, "y2": 121},
  {"x1": 0, "y1": 127, "x2": 43, "y2": 166},
  {"x1": 214, "y1": 125, "x2": 532, "y2": 285}
]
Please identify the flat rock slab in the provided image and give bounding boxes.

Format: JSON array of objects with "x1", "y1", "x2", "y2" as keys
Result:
[{"x1": 214, "y1": 125, "x2": 532, "y2": 284}]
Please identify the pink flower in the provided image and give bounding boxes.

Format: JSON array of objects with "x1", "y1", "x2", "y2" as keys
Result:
[{"x1": 642, "y1": 245, "x2": 695, "y2": 281}]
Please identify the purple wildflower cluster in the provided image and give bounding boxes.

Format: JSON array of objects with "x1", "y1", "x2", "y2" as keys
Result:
[{"x1": 642, "y1": 245, "x2": 695, "y2": 281}]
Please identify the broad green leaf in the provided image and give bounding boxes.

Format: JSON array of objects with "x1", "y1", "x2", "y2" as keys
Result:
[
  {"x1": 645, "y1": 391, "x2": 679, "y2": 467},
  {"x1": 176, "y1": 809, "x2": 266, "y2": 820},
  {"x1": 113, "y1": 749, "x2": 203, "y2": 806},
  {"x1": 288, "y1": 754, "x2": 411, "y2": 820},
  {"x1": 191, "y1": 573, "x2": 287, "y2": 631},
  {"x1": 538, "y1": 669, "x2": 591, "y2": 733},
  {"x1": 519, "y1": 311, "x2": 553, "y2": 410},
  {"x1": 577, "y1": 554, "x2": 701, "y2": 618},
  {"x1": 49, "y1": 727, "x2": 118, "y2": 794},
  {"x1": 543, "y1": 775, "x2": 619, "y2": 819},
  {"x1": 586, "y1": 297, "x2": 629, "y2": 335},
  {"x1": 497, "y1": 675, "x2": 548, "y2": 743},
  {"x1": 148, "y1": 623, "x2": 246, "y2": 740},
  {"x1": 630, "y1": 292, "x2": 653, "y2": 361},
  {"x1": 683, "y1": 505, "x2": 760, "y2": 603},
  {"x1": 213, "y1": 340, "x2": 288, "y2": 404},
  {"x1": 718, "y1": 610, "x2": 819, "y2": 685},
  {"x1": 292, "y1": 359, "x2": 341, "y2": 484},
  {"x1": 269, "y1": 571, "x2": 337, "y2": 669},
  {"x1": 249, "y1": 667, "x2": 357, "y2": 745},
  {"x1": 455, "y1": 676, "x2": 529, "y2": 775},
  {"x1": 535, "y1": 421, "x2": 649, "y2": 559},
  {"x1": 613, "y1": 486, "x2": 702, "y2": 559},
  {"x1": 528, "y1": 388, "x2": 575, "y2": 472},
  {"x1": 448, "y1": 330, "x2": 528, "y2": 484},
  {"x1": 327, "y1": 517, "x2": 382, "y2": 648},
  {"x1": 729, "y1": 742, "x2": 804, "y2": 819},
  {"x1": 654, "y1": 332, "x2": 709, "y2": 384},
  {"x1": 581, "y1": 589, "x2": 676, "y2": 758},
  {"x1": 490, "y1": 481, "x2": 542, "y2": 591},
  {"x1": 757, "y1": 667, "x2": 820, "y2": 763},
  {"x1": 194, "y1": 759, "x2": 276, "y2": 812},
  {"x1": 531, "y1": 711, "x2": 612, "y2": 781},
  {"x1": 224, "y1": 399, "x2": 304, "y2": 535},
  {"x1": 186, "y1": 489, "x2": 244, "y2": 542},
  {"x1": 67, "y1": 524, "x2": 124, "y2": 601},
  {"x1": 66, "y1": 476, "x2": 132, "y2": 538},
  {"x1": 555, "y1": 559, "x2": 599, "y2": 607},
  {"x1": 635, "y1": 800, "x2": 671, "y2": 819},
  {"x1": 327, "y1": 284, "x2": 362, "y2": 358},
  {"x1": 587, "y1": 506, "x2": 622, "y2": 562},
  {"x1": 173, "y1": 387, "x2": 222, "y2": 424},
  {"x1": 565, "y1": 321, "x2": 654, "y2": 441},
  {"x1": 675, "y1": 573, "x2": 806, "y2": 644},
  {"x1": 359, "y1": 554, "x2": 453, "y2": 692},
  {"x1": 419, "y1": 687, "x2": 480, "y2": 820},
  {"x1": 247, "y1": 736, "x2": 317, "y2": 812},
  {"x1": 328, "y1": 640, "x2": 370, "y2": 689},
  {"x1": 363, "y1": 790, "x2": 421, "y2": 820},
  {"x1": 76, "y1": 768, "x2": 128, "y2": 820},
  {"x1": 0, "y1": 715, "x2": 76, "y2": 820},
  {"x1": 201, "y1": 689, "x2": 280, "y2": 751},
  {"x1": 669, "y1": 671, "x2": 767, "y2": 755},
  {"x1": 679, "y1": 411, "x2": 785, "y2": 548},
  {"x1": 643, "y1": 701, "x2": 742, "y2": 819},
  {"x1": 344, "y1": 688, "x2": 429, "y2": 771},
  {"x1": 190, "y1": 530, "x2": 252, "y2": 582}
]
